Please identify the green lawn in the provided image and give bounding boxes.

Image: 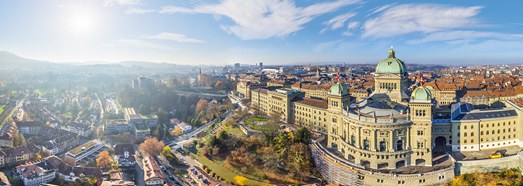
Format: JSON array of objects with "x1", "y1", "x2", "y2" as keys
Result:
[
  {"x1": 244, "y1": 116, "x2": 267, "y2": 125},
  {"x1": 34, "y1": 88, "x2": 56, "y2": 96},
  {"x1": 222, "y1": 125, "x2": 246, "y2": 138},
  {"x1": 191, "y1": 149, "x2": 269, "y2": 186},
  {"x1": 250, "y1": 123, "x2": 279, "y2": 133},
  {"x1": 0, "y1": 104, "x2": 5, "y2": 115}
]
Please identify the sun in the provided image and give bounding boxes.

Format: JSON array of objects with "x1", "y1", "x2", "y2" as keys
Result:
[{"x1": 68, "y1": 10, "x2": 96, "y2": 35}]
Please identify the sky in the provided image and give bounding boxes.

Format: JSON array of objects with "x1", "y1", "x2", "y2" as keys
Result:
[{"x1": 0, "y1": 0, "x2": 522, "y2": 65}]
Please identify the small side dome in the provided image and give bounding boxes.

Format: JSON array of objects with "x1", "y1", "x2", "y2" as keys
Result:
[
  {"x1": 410, "y1": 86, "x2": 431, "y2": 102},
  {"x1": 329, "y1": 82, "x2": 348, "y2": 95}
]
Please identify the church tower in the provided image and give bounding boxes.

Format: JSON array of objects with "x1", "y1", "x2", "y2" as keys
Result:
[{"x1": 374, "y1": 47, "x2": 409, "y2": 103}]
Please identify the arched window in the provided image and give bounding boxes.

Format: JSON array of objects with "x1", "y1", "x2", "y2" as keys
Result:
[
  {"x1": 471, "y1": 132, "x2": 474, "y2": 137},
  {"x1": 351, "y1": 135, "x2": 356, "y2": 145},
  {"x1": 464, "y1": 125, "x2": 467, "y2": 130},
  {"x1": 397, "y1": 140, "x2": 403, "y2": 151},
  {"x1": 464, "y1": 132, "x2": 467, "y2": 137},
  {"x1": 363, "y1": 139, "x2": 370, "y2": 150},
  {"x1": 379, "y1": 141, "x2": 387, "y2": 152}
]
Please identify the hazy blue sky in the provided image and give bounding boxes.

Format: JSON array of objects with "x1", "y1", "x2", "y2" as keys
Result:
[{"x1": 0, "y1": 0, "x2": 522, "y2": 65}]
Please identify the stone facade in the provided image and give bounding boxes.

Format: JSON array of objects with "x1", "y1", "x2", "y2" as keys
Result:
[{"x1": 311, "y1": 138, "x2": 454, "y2": 186}]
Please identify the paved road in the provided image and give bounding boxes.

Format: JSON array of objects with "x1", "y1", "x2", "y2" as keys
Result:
[{"x1": 167, "y1": 110, "x2": 232, "y2": 147}]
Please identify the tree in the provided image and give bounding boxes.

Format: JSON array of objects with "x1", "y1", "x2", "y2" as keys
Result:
[
  {"x1": 162, "y1": 146, "x2": 172, "y2": 156},
  {"x1": 140, "y1": 137, "x2": 165, "y2": 156},
  {"x1": 217, "y1": 130, "x2": 228, "y2": 140},
  {"x1": 139, "y1": 104, "x2": 151, "y2": 115},
  {"x1": 171, "y1": 127, "x2": 182, "y2": 137},
  {"x1": 289, "y1": 143, "x2": 312, "y2": 180},
  {"x1": 222, "y1": 118, "x2": 237, "y2": 127},
  {"x1": 87, "y1": 177, "x2": 98, "y2": 185},
  {"x1": 274, "y1": 132, "x2": 290, "y2": 163},
  {"x1": 195, "y1": 99, "x2": 209, "y2": 114},
  {"x1": 13, "y1": 133, "x2": 26, "y2": 147},
  {"x1": 293, "y1": 127, "x2": 312, "y2": 144},
  {"x1": 234, "y1": 175, "x2": 248, "y2": 186},
  {"x1": 268, "y1": 112, "x2": 282, "y2": 125},
  {"x1": 96, "y1": 151, "x2": 113, "y2": 169},
  {"x1": 261, "y1": 122, "x2": 280, "y2": 145},
  {"x1": 34, "y1": 153, "x2": 43, "y2": 161}
]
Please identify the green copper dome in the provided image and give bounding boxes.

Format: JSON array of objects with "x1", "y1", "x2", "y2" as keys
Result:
[
  {"x1": 329, "y1": 82, "x2": 348, "y2": 95},
  {"x1": 410, "y1": 86, "x2": 431, "y2": 102},
  {"x1": 376, "y1": 48, "x2": 407, "y2": 74}
]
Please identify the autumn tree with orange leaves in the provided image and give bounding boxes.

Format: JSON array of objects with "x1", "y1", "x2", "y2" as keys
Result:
[
  {"x1": 96, "y1": 151, "x2": 113, "y2": 169},
  {"x1": 140, "y1": 137, "x2": 165, "y2": 156}
]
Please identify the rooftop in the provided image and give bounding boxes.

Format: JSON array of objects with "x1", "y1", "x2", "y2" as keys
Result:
[{"x1": 68, "y1": 140, "x2": 100, "y2": 155}]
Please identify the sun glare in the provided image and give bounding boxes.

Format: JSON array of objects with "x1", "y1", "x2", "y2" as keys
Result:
[{"x1": 69, "y1": 10, "x2": 96, "y2": 35}]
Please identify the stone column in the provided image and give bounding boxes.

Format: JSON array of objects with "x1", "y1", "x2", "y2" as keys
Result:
[
  {"x1": 372, "y1": 129, "x2": 377, "y2": 151},
  {"x1": 389, "y1": 130, "x2": 394, "y2": 152},
  {"x1": 357, "y1": 127, "x2": 361, "y2": 148},
  {"x1": 406, "y1": 127, "x2": 410, "y2": 150}
]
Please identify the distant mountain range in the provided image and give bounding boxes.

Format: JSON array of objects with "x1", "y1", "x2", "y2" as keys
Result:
[{"x1": 0, "y1": 51, "x2": 194, "y2": 74}]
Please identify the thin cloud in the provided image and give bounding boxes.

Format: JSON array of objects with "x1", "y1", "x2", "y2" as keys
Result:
[
  {"x1": 160, "y1": 0, "x2": 359, "y2": 40},
  {"x1": 159, "y1": 6, "x2": 197, "y2": 14},
  {"x1": 104, "y1": 0, "x2": 142, "y2": 6},
  {"x1": 126, "y1": 8, "x2": 155, "y2": 14},
  {"x1": 144, "y1": 32, "x2": 204, "y2": 43},
  {"x1": 362, "y1": 4, "x2": 482, "y2": 38},
  {"x1": 366, "y1": 2, "x2": 397, "y2": 17},
  {"x1": 321, "y1": 12, "x2": 357, "y2": 33},
  {"x1": 342, "y1": 21, "x2": 360, "y2": 36},
  {"x1": 407, "y1": 31, "x2": 523, "y2": 44}
]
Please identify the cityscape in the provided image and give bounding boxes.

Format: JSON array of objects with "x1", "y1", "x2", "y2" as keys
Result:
[{"x1": 0, "y1": 0, "x2": 523, "y2": 186}]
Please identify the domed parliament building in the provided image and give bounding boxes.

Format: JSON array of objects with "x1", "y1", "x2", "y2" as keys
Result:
[{"x1": 247, "y1": 48, "x2": 523, "y2": 185}]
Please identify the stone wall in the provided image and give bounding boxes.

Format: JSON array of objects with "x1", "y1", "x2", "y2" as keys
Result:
[
  {"x1": 310, "y1": 140, "x2": 455, "y2": 186},
  {"x1": 361, "y1": 167, "x2": 454, "y2": 186},
  {"x1": 455, "y1": 153, "x2": 523, "y2": 175},
  {"x1": 310, "y1": 142, "x2": 360, "y2": 185}
]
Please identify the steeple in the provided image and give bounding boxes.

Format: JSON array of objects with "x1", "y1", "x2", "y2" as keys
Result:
[
  {"x1": 388, "y1": 45, "x2": 395, "y2": 58},
  {"x1": 316, "y1": 66, "x2": 320, "y2": 77}
]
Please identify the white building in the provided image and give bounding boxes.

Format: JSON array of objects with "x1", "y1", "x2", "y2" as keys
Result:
[
  {"x1": 178, "y1": 122, "x2": 192, "y2": 133},
  {"x1": 65, "y1": 140, "x2": 105, "y2": 163},
  {"x1": 16, "y1": 164, "x2": 56, "y2": 186}
]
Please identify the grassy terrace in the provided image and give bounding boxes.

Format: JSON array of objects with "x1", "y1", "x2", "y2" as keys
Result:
[
  {"x1": 0, "y1": 104, "x2": 5, "y2": 115},
  {"x1": 68, "y1": 141, "x2": 97, "y2": 155},
  {"x1": 250, "y1": 124, "x2": 278, "y2": 133},
  {"x1": 243, "y1": 116, "x2": 266, "y2": 125},
  {"x1": 222, "y1": 125, "x2": 245, "y2": 138},
  {"x1": 34, "y1": 88, "x2": 56, "y2": 96},
  {"x1": 191, "y1": 147, "x2": 269, "y2": 186}
]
